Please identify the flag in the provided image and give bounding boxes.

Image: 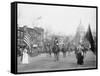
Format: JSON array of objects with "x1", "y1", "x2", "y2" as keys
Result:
[
  {"x1": 23, "y1": 32, "x2": 31, "y2": 50},
  {"x1": 85, "y1": 25, "x2": 95, "y2": 54}
]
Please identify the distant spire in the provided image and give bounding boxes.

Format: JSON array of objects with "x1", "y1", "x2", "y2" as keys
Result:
[{"x1": 77, "y1": 19, "x2": 85, "y2": 33}]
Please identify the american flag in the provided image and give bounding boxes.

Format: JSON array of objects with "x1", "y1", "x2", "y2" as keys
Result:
[{"x1": 23, "y1": 32, "x2": 31, "y2": 50}]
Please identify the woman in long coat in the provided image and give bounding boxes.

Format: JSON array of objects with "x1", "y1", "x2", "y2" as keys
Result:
[
  {"x1": 22, "y1": 46, "x2": 29, "y2": 64},
  {"x1": 76, "y1": 44, "x2": 84, "y2": 65}
]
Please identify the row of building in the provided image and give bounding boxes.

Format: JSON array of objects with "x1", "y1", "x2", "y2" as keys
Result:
[
  {"x1": 17, "y1": 26, "x2": 44, "y2": 56},
  {"x1": 17, "y1": 21, "x2": 96, "y2": 56}
]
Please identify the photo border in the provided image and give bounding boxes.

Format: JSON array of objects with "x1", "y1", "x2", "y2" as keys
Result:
[{"x1": 11, "y1": 1, "x2": 98, "y2": 74}]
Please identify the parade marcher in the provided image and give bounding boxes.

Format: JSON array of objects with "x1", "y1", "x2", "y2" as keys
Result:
[
  {"x1": 54, "y1": 37, "x2": 59, "y2": 46},
  {"x1": 22, "y1": 46, "x2": 29, "y2": 64},
  {"x1": 76, "y1": 43, "x2": 84, "y2": 65},
  {"x1": 53, "y1": 37, "x2": 59, "y2": 53},
  {"x1": 20, "y1": 47, "x2": 23, "y2": 62},
  {"x1": 53, "y1": 37, "x2": 60, "y2": 61},
  {"x1": 61, "y1": 44, "x2": 66, "y2": 58},
  {"x1": 46, "y1": 42, "x2": 52, "y2": 56}
]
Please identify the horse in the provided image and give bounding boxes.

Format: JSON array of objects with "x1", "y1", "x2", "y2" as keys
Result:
[
  {"x1": 60, "y1": 44, "x2": 67, "y2": 58},
  {"x1": 52, "y1": 44, "x2": 60, "y2": 61}
]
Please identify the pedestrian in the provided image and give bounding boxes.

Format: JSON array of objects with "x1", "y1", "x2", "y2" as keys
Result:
[
  {"x1": 22, "y1": 46, "x2": 29, "y2": 64},
  {"x1": 76, "y1": 44, "x2": 84, "y2": 65}
]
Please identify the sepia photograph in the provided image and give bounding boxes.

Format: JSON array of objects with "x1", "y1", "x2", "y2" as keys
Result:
[{"x1": 17, "y1": 2, "x2": 97, "y2": 73}]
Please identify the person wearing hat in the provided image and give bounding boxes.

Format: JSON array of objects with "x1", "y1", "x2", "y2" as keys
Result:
[
  {"x1": 54, "y1": 37, "x2": 59, "y2": 46},
  {"x1": 22, "y1": 45, "x2": 29, "y2": 64},
  {"x1": 76, "y1": 41, "x2": 84, "y2": 65}
]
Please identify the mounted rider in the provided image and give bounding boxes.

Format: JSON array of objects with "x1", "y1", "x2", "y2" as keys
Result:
[
  {"x1": 54, "y1": 37, "x2": 59, "y2": 46},
  {"x1": 53, "y1": 37, "x2": 60, "y2": 61}
]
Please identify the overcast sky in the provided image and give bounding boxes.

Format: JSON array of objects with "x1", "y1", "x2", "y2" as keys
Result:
[{"x1": 18, "y1": 4, "x2": 96, "y2": 35}]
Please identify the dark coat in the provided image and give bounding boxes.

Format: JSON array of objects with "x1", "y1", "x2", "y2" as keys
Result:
[{"x1": 76, "y1": 51, "x2": 84, "y2": 65}]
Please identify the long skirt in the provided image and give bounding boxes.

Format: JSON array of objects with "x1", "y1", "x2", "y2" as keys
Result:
[
  {"x1": 77, "y1": 53, "x2": 84, "y2": 65},
  {"x1": 22, "y1": 52, "x2": 29, "y2": 64}
]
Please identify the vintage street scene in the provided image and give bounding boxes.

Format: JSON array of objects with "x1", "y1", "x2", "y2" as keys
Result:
[{"x1": 17, "y1": 4, "x2": 97, "y2": 72}]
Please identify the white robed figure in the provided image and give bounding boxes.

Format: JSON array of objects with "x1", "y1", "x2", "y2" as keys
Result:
[{"x1": 22, "y1": 48, "x2": 29, "y2": 64}]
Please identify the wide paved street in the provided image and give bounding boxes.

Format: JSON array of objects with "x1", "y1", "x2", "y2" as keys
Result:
[{"x1": 18, "y1": 51, "x2": 96, "y2": 72}]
